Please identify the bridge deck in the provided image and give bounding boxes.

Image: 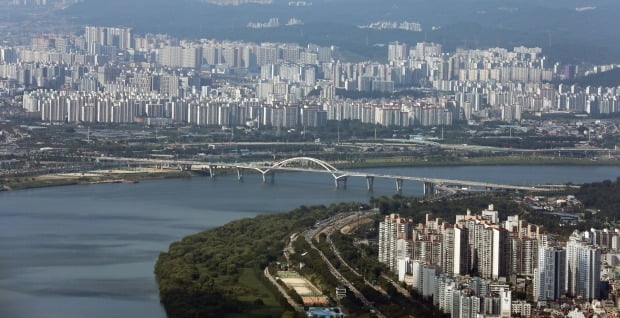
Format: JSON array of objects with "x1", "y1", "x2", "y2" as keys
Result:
[{"x1": 97, "y1": 156, "x2": 561, "y2": 192}]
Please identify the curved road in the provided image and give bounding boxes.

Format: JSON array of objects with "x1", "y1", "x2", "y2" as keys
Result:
[
  {"x1": 325, "y1": 216, "x2": 389, "y2": 297},
  {"x1": 304, "y1": 212, "x2": 386, "y2": 318}
]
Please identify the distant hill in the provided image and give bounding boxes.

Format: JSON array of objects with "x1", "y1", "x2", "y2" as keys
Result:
[
  {"x1": 59, "y1": 0, "x2": 620, "y2": 64},
  {"x1": 565, "y1": 68, "x2": 620, "y2": 88}
]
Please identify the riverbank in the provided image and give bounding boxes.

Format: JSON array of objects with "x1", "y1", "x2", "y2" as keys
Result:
[
  {"x1": 0, "y1": 168, "x2": 194, "y2": 191},
  {"x1": 154, "y1": 203, "x2": 359, "y2": 318},
  {"x1": 157, "y1": 196, "x2": 522, "y2": 317}
]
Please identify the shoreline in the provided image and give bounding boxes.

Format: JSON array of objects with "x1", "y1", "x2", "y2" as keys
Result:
[
  {"x1": 1, "y1": 156, "x2": 618, "y2": 192},
  {"x1": 0, "y1": 169, "x2": 195, "y2": 192}
]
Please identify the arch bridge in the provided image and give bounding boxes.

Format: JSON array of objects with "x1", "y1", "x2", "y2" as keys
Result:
[
  {"x1": 97, "y1": 156, "x2": 562, "y2": 195},
  {"x1": 235, "y1": 157, "x2": 349, "y2": 188}
]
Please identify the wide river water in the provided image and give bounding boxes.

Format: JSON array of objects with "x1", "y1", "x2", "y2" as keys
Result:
[{"x1": 1, "y1": 165, "x2": 619, "y2": 318}]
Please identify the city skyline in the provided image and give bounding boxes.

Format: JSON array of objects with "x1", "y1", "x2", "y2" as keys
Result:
[{"x1": 1, "y1": 2, "x2": 620, "y2": 318}]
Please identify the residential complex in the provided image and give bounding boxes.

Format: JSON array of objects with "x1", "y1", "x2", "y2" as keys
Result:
[
  {"x1": 378, "y1": 206, "x2": 620, "y2": 317},
  {"x1": 1, "y1": 27, "x2": 619, "y2": 129}
]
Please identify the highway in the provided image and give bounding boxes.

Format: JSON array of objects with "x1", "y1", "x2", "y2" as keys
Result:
[
  {"x1": 317, "y1": 212, "x2": 431, "y2": 308},
  {"x1": 303, "y1": 211, "x2": 386, "y2": 318},
  {"x1": 364, "y1": 139, "x2": 620, "y2": 154},
  {"x1": 323, "y1": 214, "x2": 389, "y2": 297}
]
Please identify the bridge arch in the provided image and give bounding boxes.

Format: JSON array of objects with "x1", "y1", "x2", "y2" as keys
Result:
[
  {"x1": 269, "y1": 157, "x2": 346, "y2": 187},
  {"x1": 238, "y1": 157, "x2": 343, "y2": 181},
  {"x1": 271, "y1": 157, "x2": 340, "y2": 174}
]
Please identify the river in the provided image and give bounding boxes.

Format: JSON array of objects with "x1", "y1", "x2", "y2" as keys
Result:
[{"x1": 0, "y1": 165, "x2": 619, "y2": 318}]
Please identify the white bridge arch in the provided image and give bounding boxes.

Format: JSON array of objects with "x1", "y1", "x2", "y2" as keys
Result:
[
  {"x1": 243, "y1": 157, "x2": 348, "y2": 186},
  {"x1": 95, "y1": 156, "x2": 560, "y2": 194},
  {"x1": 271, "y1": 157, "x2": 339, "y2": 175}
]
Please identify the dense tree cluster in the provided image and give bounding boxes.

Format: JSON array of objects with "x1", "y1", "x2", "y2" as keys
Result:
[
  {"x1": 155, "y1": 202, "x2": 361, "y2": 318},
  {"x1": 576, "y1": 177, "x2": 620, "y2": 222},
  {"x1": 369, "y1": 194, "x2": 523, "y2": 223}
]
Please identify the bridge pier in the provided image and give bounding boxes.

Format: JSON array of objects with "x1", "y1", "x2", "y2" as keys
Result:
[
  {"x1": 262, "y1": 172, "x2": 275, "y2": 183},
  {"x1": 366, "y1": 176, "x2": 374, "y2": 191},
  {"x1": 99, "y1": 156, "x2": 547, "y2": 194},
  {"x1": 335, "y1": 176, "x2": 348, "y2": 189},
  {"x1": 395, "y1": 179, "x2": 404, "y2": 193},
  {"x1": 423, "y1": 182, "x2": 436, "y2": 196},
  {"x1": 209, "y1": 165, "x2": 216, "y2": 178}
]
